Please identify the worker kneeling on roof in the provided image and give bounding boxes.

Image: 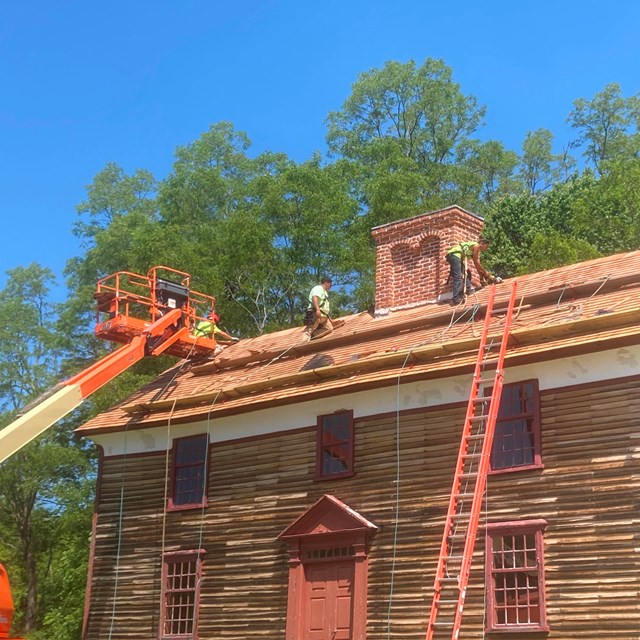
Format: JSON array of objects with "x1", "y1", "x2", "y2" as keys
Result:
[
  {"x1": 445, "y1": 238, "x2": 502, "y2": 306},
  {"x1": 194, "y1": 312, "x2": 239, "y2": 353}
]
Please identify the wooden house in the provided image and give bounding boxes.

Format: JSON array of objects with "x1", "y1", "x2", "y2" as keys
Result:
[{"x1": 77, "y1": 205, "x2": 640, "y2": 639}]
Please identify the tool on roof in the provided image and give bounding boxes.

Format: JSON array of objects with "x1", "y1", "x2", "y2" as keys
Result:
[
  {"x1": 0, "y1": 266, "x2": 220, "y2": 465},
  {"x1": 425, "y1": 280, "x2": 518, "y2": 640}
]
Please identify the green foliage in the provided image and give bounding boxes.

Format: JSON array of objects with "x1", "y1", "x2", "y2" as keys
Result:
[
  {"x1": 517, "y1": 128, "x2": 573, "y2": 195},
  {"x1": 74, "y1": 162, "x2": 157, "y2": 240},
  {"x1": 571, "y1": 157, "x2": 640, "y2": 253},
  {"x1": 0, "y1": 266, "x2": 94, "y2": 638},
  {"x1": 568, "y1": 83, "x2": 640, "y2": 174},
  {"x1": 524, "y1": 229, "x2": 600, "y2": 273},
  {"x1": 0, "y1": 265, "x2": 62, "y2": 411},
  {"x1": 327, "y1": 58, "x2": 485, "y2": 166},
  {"x1": 483, "y1": 174, "x2": 602, "y2": 277},
  {"x1": 326, "y1": 58, "x2": 504, "y2": 219}
]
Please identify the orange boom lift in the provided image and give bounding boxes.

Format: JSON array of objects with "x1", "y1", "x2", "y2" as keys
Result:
[
  {"x1": 0, "y1": 266, "x2": 220, "y2": 638},
  {"x1": 0, "y1": 266, "x2": 218, "y2": 465}
]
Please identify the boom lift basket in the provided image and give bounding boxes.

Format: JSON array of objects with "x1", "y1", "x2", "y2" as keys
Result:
[{"x1": 94, "y1": 265, "x2": 218, "y2": 359}]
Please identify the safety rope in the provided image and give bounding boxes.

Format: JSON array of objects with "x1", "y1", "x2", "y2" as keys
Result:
[
  {"x1": 108, "y1": 334, "x2": 202, "y2": 637},
  {"x1": 194, "y1": 390, "x2": 222, "y2": 622},
  {"x1": 155, "y1": 335, "x2": 219, "y2": 639},
  {"x1": 158, "y1": 396, "x2": 179, "y2": 634},
  {"x1": 106, "y1": 423, "x2": 130, "y2": 640},
  {"x1": 385, "y1": 348, "x2": 414, "y2": 640}
]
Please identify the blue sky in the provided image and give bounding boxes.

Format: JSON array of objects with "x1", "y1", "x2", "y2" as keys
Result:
[{"x1": 2, "y1": 0, "x2": 639, "y2": 297}]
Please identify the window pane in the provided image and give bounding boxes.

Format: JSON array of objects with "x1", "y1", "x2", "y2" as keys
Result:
[
  {"x1": 163, "y1": 555, "x2": 200, "y2": 636},
  {"x1": 173, "y1": 435, "x2": 207, "y2": 506},
  {"x1": 319, "y1": 412, "x2": 353, "y2": 477},
  {"x1": 491, "y1": 381, "x2": 538, "y2": 470},
  {"x1": 489, "y1": 527, "x2": 544, "y2": 629},
  {"x1": 176, "y1": 434, "x2": 207, "y2": 465},
  {"x1": 323, "y1": 447, "x2": 350, "y2": 475}
]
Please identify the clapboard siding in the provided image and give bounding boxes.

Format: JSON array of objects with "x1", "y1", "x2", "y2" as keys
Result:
[{"x1": 84, "y1": 377, "x2": 640, "y2": 639}]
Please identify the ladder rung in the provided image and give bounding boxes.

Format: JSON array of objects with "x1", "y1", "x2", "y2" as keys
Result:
[
  {"x1": 482, "y1": 358, "x2": 500, "y2": 367},
  {"x1": 466, "y1": 433, "x2": 484, "y2": 442},
  {"x1": 450, "y1": 514, "x2": 471, "y2": 522},
  {"x1": 468, "y1": 414, "x2": 488, "y2": 422},
  {"x1": 477, "y1": 377, "x2": 496, "y2": 385},
  {"x1": 444, "y1": 554, "x2": 464, "y2": 560},
  {"x1": 472, "y1": 396, "x2": 491, "y2": 403},
  {"x1": 438, "y1": 599, "x2": 459, "y2": 605},
  {"x1": 458, "y1": 471, "x2": 478, "y2": 479}
]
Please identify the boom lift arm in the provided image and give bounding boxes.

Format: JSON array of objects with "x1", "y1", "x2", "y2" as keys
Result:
[
  {"x1": 0, "y1": 267, "x2": 220, "y2": 638},
  {"x1": 0, "y1": 308, "x2": 186, "y2": 465},
  {"x1": 0, "y1": 266, "x2": 219, "y2": 465}
]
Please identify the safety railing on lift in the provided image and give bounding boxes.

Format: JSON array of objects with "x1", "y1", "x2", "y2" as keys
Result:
[{"x1": 93, "y1": 266, "x2": 219, "y2": 358}]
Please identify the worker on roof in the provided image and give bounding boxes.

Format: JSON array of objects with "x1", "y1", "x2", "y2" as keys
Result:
[
  {"x1": 445, "y1": 238, "x2": 500, "y2": 306},
  {"x1": 304, "y1": 276, "x2": 333, "y2": 340},
  {"x1": 194, "y1": 312, "x2": 239, "y2": 350}
]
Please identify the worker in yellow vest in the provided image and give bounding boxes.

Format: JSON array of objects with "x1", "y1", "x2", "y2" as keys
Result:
[
  {"x1": 445, "y1": 238, "x2": 500, "y2": 305},
  {"x1": 194, "y1": 312, "x2": 239, "y2": 345}
]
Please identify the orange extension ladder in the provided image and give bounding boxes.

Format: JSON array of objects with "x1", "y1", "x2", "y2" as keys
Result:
[{"x1": 425, "y1": 280, "x2": 518, "y2": 640}]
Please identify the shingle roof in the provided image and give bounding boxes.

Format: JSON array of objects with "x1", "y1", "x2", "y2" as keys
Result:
[{"x1": 76, "y1": 250, "x2": 640, "y2": 435}]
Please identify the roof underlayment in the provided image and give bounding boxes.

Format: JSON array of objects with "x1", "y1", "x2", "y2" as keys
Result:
[{"x1": 76, "y1": 250, "x2": 640, "y2": 435}]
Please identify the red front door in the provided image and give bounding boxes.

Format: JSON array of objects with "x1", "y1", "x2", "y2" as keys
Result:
[{"x1": 304, "y1": 561, "x2": 354, "y2": 640}]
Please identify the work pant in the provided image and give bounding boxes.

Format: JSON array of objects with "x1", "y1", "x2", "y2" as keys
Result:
[
  {"x1": 305, "y1": 312, "x2": 333, "y2": 337},
  {"x1": 445, "y1": 253, "x2": 473, "y2": 302}
]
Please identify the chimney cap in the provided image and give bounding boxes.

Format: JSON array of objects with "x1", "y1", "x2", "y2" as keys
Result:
[{"x1": 371, "y1": 205, "x2": 483, "y2": 234}]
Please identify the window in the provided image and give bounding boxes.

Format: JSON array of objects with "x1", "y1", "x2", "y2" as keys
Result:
[
  {"x1": 490, "y1": 380, "x2": 542, "y2": 472},
  {"x1": 485, "y1": 521, "x2": 548, "y2": 632},
  {"x1": 160, "y1": 549, "x2": 205, "y2": 639},
  {"x1": 316, "y1": 410, "x2": 354, "y2": 479},
  {"x1": 169, "y1": 434, "x2": 209, "y2": 510}
]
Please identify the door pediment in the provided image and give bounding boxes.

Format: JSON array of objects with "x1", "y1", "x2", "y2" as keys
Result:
[{"x1": 279, "y1": 494, "x2": 377, "y2": 541}]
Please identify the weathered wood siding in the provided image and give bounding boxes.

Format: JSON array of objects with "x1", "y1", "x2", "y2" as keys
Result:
[{"x1": 84, "y1": 376, "x2": 640, "y2": 639}]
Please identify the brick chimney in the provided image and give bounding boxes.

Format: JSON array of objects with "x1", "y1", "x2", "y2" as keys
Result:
[{"x1": 371, "y1": 205, "x2": 485, "y2": 313}]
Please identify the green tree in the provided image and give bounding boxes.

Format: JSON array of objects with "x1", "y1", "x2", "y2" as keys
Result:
[
  {"x1": 254, "y1": 154, "x2": 360, "y2": 326},
  {"x1": 0, "y1": 266, "x2": 93, "y2": 638},
  {"x1": 571, "y1": 157, "x2": 640, "y2": 254},
  {"x1": 461, "y1": 139, "x2": 519, "y2": 204},
  {"x1": 517, "y1": 128, "x2": 572, "y2": 194},
  {"x1": 327, "y1": 59, "x2": 485, "y2": 167},
  {"x1": 525, "y1": 229, "x2": 599, "y2": 272},
  {"x1": 326, "y1": 58, "x2": 492, "y2": 222},
  {"x1": 568, "y1": 83, "x2": 640, "y2": 174},
  {"x1": 483, "y1": 174, "x2": 601, "y2": 277}
]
